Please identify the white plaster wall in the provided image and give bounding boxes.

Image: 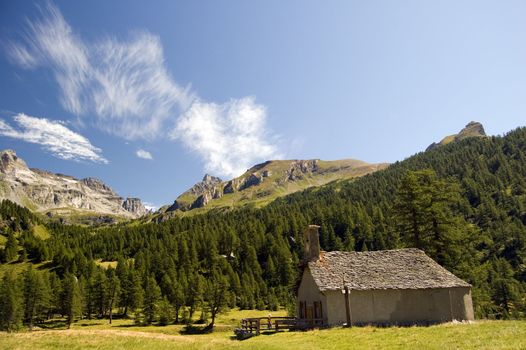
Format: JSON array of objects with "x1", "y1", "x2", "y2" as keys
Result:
[
  {"x1": 324, "y1": 287, "x2": 474, "y2": 326},
  {"x1": 297, "y1": 268, "x2": 328, "y2": 324}
]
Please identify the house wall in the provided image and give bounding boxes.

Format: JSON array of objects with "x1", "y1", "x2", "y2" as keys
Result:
[
  {"x1": 297, "y1": 268, "x2": 327, "y2": 324},
  {"x1": 324, "y1": 287, "x2": 474, "y2": 326}
]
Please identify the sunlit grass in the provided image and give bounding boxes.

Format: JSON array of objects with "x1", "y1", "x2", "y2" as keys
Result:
[
  {"x1": 0, "y1": 308, "x2": 524, "y2": 350},
  {"x1": 32, "y1": 224, "x2": 51, "y2": 240},
  {"x1": 0, "y1": 260, "x2": 51, "y2": 278}
]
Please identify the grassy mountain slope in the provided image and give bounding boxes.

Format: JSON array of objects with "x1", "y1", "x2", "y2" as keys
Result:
[{"x1": 158, "y1": 158, "x2": 388, "y2": 218}]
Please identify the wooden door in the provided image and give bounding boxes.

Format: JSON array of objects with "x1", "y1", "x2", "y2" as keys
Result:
[
  {"x1": 299, "y1": 301, "x2": 306, "y2": 318},
  {"x1": 313, "y1": 301, "x2": 323, "y2": 325},
  {"x1": 306, "y1": 306, "x2": 314, "y2": 325}
]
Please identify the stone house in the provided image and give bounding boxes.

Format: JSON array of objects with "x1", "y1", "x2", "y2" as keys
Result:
[{"x1": 297, "y1": 225, "x2": 474, "y2": 326}]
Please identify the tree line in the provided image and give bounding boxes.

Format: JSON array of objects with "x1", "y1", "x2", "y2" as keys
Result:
[{"x1": 0, "y1": 260, "x2": 232, "y2": 331}]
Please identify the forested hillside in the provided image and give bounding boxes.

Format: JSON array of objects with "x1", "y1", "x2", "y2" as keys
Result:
[{"x1": 1, "y1": 127, "x2": 526, "y2": 331}]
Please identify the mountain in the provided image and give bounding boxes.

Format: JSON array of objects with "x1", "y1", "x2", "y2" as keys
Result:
[
  {"x1": 0, "y1": 149, "x2": 147, "y2": 220},
  {"x1": 426, "y1": 121, "x2": 487, "y2": 151},
  {"x1": 162, "y1": 158, "x2": 389, "y2": 214}
]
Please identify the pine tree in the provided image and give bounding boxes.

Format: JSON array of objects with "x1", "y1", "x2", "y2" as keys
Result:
[
  {"x1": 0, "y1": 271, "x2": 23, "y2": 332},
  {"x1": 128, "y1": 270, "x2": 144, "y2": 316},
  {"x1": 173, "y1": 272, "x2": 187, "y2": 323},
  {"x1": 143, "y1": 275, "x2": 161, "y2": 325},
  {"x1": 106, "y1": 268, "x2": 120, "y2": 324},
  {"x1": 92, "y1": 269, "x2": 108, "y2": 317},
  {"x1": 61, "y1": 274, "x2": 82, "y2": 329},
  {"x1": 393, "y1": 169, "x2": 475, "y2": 267},
  {"x1": 4, "y1": 231, "x2": 18, "y2": 262},
  {"x1": 186, "y1": 273, "x2": 203, "y2": 322},
  {"x1": 82, "y1": 274, "x2": 95, "y2": 320},
  {"x1": 490, "y1": 258, "x2": 522, "y2": 318},
  {"x1": 115, "y1": 258, "x2": 129, "y2": 316},
  {"x1": 204, "y1": 267, "x2": 230, "y2": 330},
  {"x1": 158, "y1": 297, "x2": 173, "y2": 326},
  {"x1": 22, "y1": 266, "x2": 50, "y2": 329},
  {"x1": 393, "y1": 170, "x2": 432, "y2": 249},
  {"x1": 48, "y1": 272, "x2": 62, "y2": 319}
]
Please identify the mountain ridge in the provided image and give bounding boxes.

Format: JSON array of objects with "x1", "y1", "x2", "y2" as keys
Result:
[
  {"x1": 161, "y1": 158, "x2": 389, "y2": 215},
  {"x1": 0, "y1": 149, "x2": 147, "y2": 220}
]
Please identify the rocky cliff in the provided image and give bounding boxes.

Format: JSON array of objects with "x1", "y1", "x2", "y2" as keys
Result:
[
  {"x1": 426, "y1": 121, "x2": 487, "y2": 151},
  {"x1": 0, "y1": 150, "x2": 147, "y2": 219}
]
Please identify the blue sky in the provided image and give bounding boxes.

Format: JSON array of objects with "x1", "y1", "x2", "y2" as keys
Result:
[{"x1": 1, "y1": 1, "x2": 525, "y2": 208}]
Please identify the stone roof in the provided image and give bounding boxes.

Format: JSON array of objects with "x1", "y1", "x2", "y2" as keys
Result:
[{"x1": 308, "y1": 248, "x2": 471, "y2": 291}]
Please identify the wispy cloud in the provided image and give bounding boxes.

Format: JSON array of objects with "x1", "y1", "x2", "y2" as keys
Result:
[
  {"x1": 136, "y1": 149, "x2": 153, "y2": 160},
  {"x1": 7, "y1": 2, "x2": 191, "y2": 140},
  {"x1": 173, "y1": 97, "x2": 280, "y2": 178},
  {"x1": 6, "y1": 2, "x2": 281, "y2": 177},
  {"x1": 7, "y1": 3, "x2": 91, "y2": 115},
  {"x1": 0, "y1": 113, "x2": 108, "y2": 163},
  {"x1": 92, "y1": 33, "x2": 193, "y2": 139}
]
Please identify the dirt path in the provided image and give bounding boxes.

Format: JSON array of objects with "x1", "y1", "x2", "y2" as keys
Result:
[{"x1": 14, "y1": 329, "x2": 196, "y2": 342}]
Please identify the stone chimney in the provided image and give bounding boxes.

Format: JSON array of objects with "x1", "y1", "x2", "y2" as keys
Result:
[{"x1": 303, "y1": 225, "x2": 321, "y2": 262}]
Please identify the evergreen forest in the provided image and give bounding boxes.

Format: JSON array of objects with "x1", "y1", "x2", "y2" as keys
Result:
[{"x1": 1, "y1": 127, "x2": 526, "y2": 331}]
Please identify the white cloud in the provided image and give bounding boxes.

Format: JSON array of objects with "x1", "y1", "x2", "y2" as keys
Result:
[
  {"x1": 6, "y1": 2, "x2": 282, "y2": 176},
  {"x1": 7, "y1": 3, "x2": 91, "y2": 116},
  {"x1": 173, "y1": 97, "x2": 281, "y2": 178},
  {"x1": 0, "y1": 113, "x2": 108, "y2": 164},
  {"x1": 7, "y1": 3, "x2": 191, "y2": 140},
  {"x1": 5, "y1": 43, "x2": 38, "y2": 69},
  {"x1": 91, "y1": 33, "x2": 193, "y2": 139},
  {"x1": 136, "y1": 149, "x2": 153, "y2": 160}
]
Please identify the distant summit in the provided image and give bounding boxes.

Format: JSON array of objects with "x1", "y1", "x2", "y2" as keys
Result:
[
  {"x1": 426, "y1": 121, "x2": 487, "y2": 151},
  {"x1": 0, "y1": 149, "x2": 148, "y2": 221}
]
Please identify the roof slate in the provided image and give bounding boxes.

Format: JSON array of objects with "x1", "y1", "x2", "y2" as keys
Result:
[{"x1": 308, "y1": 248, "x2": 471, "y2": 291}]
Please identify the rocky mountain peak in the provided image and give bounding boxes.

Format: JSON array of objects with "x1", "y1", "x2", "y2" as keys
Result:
[
  {"x1": 202, "y1": 174, "x2": 222, "y2": 184},
  {"x1": 0, "y1": 149, "x2": 28, "y2": 174},
  {"x1": 457, "y1": 121, "x2": 486, "y2": 139},
  {"x1": 122, "y1": 197, "x2": 148, "y2": 216},
  {"x1": 0, "y1": 150, "x2": 147, "y2": 220},
  {"x1": 426, "y1": 121, "x2": 487, "y2": 151},
  {"x1": 81, "y1": 177, "x2": 116, "y2": 196}
]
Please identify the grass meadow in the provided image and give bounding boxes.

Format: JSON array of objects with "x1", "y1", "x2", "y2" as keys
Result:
[{"x1": 0, "y1": 309, "x2": 525, "y2": 350}]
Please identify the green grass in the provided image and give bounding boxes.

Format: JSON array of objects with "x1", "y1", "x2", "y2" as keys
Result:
[
  {"x1": 437, "y1": 134, "x2": 457, "y2": 146},
  {"x1": 94, "y1": 259, "x2": 118, "y2": 269},
  {"x1": 33, "y1": 224, "x2": 51, "y2": 240},
  {"x1": 0, "y1": 309, "x2": 524, "y2": 350},
  {"x1": 0, "y1": 260, "x2": 50, "y2": 278},
  {"x1": 0, "y1": 261, "x2": 31, "y2": 278}
]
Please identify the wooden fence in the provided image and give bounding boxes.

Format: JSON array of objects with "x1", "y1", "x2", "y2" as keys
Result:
[{"x1": 237, "y1": 316, "x2": 324, "y2": 337}]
